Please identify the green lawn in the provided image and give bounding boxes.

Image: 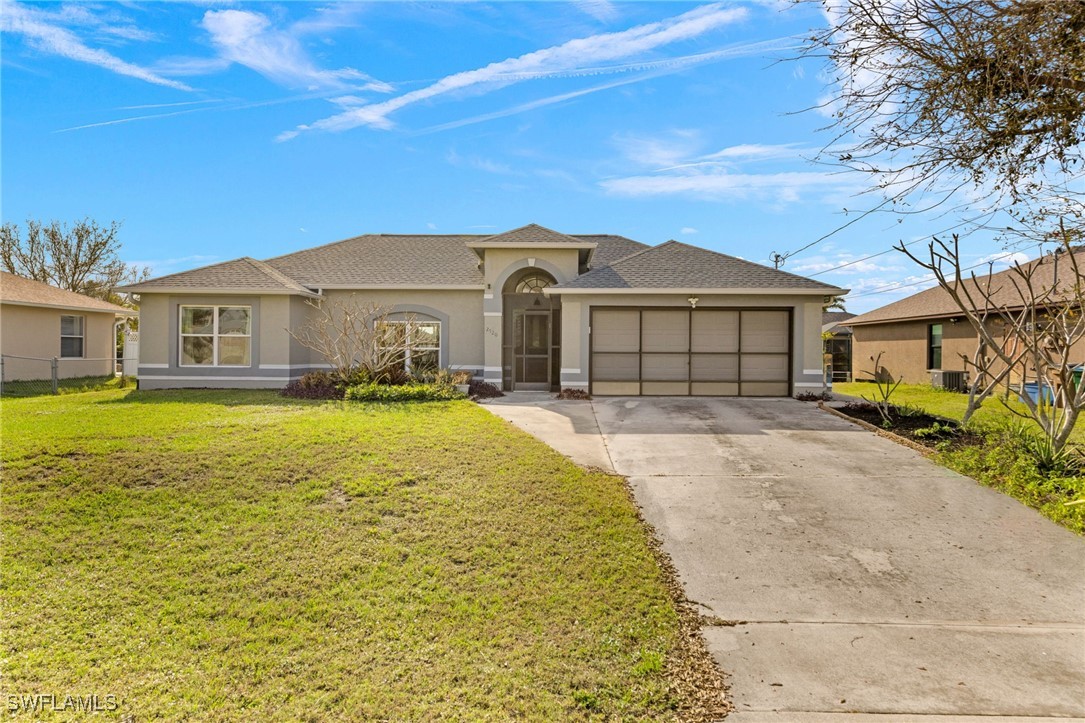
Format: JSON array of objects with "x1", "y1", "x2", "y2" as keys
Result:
[
  {"x1": 1, "y1": 390, "x2": 722, "y2": 720},
  {"x1": 833, "y1": 382, "x2": 1084, "y2": 533},
  {"x1": 1, "y1": 373, "x2": 131, "y2": 398},
  {"x1": 833, "y1": 381, "x2": 1083, "y2": 442}
]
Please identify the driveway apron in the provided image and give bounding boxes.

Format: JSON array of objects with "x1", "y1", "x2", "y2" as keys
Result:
[{"x1": 487, "y1": 396, "x2": 1085, "y2": 722}]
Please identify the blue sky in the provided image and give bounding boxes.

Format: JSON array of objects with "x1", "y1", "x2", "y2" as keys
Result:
[{"x1": 1, "y1": 1, "x2": 1030, "y2": 312}]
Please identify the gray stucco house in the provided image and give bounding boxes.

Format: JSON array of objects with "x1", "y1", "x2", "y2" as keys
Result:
[{"x1": 121, "y1": 224, "x2": 844, "y2": 396}]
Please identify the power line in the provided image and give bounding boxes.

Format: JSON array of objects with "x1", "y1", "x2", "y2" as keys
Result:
[{"x1": 845, "y1": 250, "x2": 1024, "y2": 299}]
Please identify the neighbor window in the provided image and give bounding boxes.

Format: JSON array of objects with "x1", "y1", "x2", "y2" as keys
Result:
[
  {"x1": 60, "y1": 315, "x2": 84, "y2": 358},
  {"x1": 179, "y1": 306, "x2": 251, "y2": 366},
  {"x1": 378, "y1": 320, "x2": 440, "y2": 373},
  {"x1": 928, "y1": 323, "x2": 943, "y2": 369}
]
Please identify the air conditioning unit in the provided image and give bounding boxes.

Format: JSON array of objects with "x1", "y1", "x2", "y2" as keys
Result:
[{"x1": 931, "y1": 369, "x2": 967, "y2": 392}]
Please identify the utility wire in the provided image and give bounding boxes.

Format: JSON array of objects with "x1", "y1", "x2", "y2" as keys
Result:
[{"x1": 846, "y1": 249, "x2": 1023, "y2": 300}]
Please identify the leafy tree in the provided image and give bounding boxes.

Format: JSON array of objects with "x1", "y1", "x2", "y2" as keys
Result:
[{"x1": 0, "y1": 218, "x2": 148, "y2": 304}]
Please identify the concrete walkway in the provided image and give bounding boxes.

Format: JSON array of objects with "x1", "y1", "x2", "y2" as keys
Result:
[{"x1": 483, "y1": 395, "x2": 1085, "y2": 722}]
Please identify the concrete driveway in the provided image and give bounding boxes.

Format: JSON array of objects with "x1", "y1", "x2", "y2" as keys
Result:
[{"x1": 484, "y1": 395, "x2": 1085, "y2": 722}]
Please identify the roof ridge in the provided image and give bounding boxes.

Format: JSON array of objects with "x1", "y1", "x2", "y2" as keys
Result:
[
  {"x1": 241, "y1": 257, "x2": 310, "y2": 292},
  {"x1": 477, "y1": 223, "x2": 582, "y2": 244},
  {"x1": 588, "y1": 239, "x2": 668, "y2": 269},
  {"x1": 0, "y1": 270, "x2": 131, "y2": 312}
]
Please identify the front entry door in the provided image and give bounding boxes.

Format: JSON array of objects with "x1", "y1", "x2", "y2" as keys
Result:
[{"x1": 515, "y1": 310, "x2": 551, "y2": 390}]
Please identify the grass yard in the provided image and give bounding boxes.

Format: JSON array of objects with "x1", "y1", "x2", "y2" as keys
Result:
[
  {"x1": 833, "y1": 382, "x2": 1084, "y2": 533},
  {"x1": 833, "y1": 381, "x2": 1083, "y2": 442},
  {"x1": 1, "y1": 390, "x2": 723, "y2": 721},
  {"x1": 1, "y1": 373, "x2": 131, "y2": 398}
]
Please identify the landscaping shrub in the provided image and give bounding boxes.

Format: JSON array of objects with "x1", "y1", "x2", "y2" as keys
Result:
[
  {"x1": 343, "y1": 381, "x2": 465, "y2": 402},
  {"x1": 795, "y1": 391, "x2": 832, "y2": 401},
  {"x1": 556, "y1": 388, "x2": 591, "y2": 400},
  {"x1": 938, "y1": 424, "x2": 1085, "y2": 534},
  {"x1": 468, "y1": 380, "x2": 504, "y2": 399},
  {"x1": 281, "y1": 371, "x2": 344, "y2": 400}
]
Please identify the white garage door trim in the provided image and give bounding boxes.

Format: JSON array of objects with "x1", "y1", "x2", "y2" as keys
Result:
[{"x1": 589, "y1": 306, "x2": 792, "y2": 396}]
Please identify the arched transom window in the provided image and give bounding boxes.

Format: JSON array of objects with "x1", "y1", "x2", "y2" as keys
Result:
[{"x1": 515, "y1": 273, "x2": 554, "y2": 294}]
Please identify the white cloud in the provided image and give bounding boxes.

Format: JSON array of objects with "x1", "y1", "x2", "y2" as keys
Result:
[
  {"x1": 197, "y1": 9, "x2": 391, "y2": 92},
  {"x1": 680, "y1": 227, "x2": 698, "y2": 235},
  {"x1": 575, "y1": 0, "x2": 620, "y2": 23},
  {"x1": 126, "y1": 254, "x2": 219, "y2": 277},
  {"x1": 974, "y1": 251, "x2": 1030, "y2": 270},
  {"x1": 1, "y1": 1, "x2": 191, "y2": 91},
  {"x1": 426, "y1": 222, "x2": 438, "y2": 230},
  {"x1": 600, "y1": 170, "x2": 860, "y2": 205},
  {"x1": 446, "y1": 150, "x2": 517, "y2": 175},
  {"x1": 791, "y1": 253, "x2": 903, "y2": 275},
  {"x1": 613, "y1": 129, "x2": 702, "y2": 167},
  {"x1": 278, "y1": 3, "x2": 750, "y2": 139}
]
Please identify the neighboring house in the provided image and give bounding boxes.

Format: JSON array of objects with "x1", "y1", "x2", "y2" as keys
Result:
[
  {"x1": 822, "y1": 311, "x2": 856, "y2": 382},
  {"x1": 0, "y1": 271, "x2": 133, "y2": 380},
  {"x1": 847, "y1": 248, "x2": 1085, "y2": 385},
  {"x1": 120, "y1": 224, "x2": 845, "y2": 396}
]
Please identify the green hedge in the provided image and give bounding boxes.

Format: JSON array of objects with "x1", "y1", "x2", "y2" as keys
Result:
[{"x1": 343, "y1": 382, "x2": 465, "y2": 402}]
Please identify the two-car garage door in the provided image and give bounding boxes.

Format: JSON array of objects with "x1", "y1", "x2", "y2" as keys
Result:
[{"x1": 590, "y1": 307, "x2": 791, "y2": 396}]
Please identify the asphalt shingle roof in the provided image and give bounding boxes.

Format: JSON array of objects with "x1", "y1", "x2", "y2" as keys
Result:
[
  {"x1": 554, "y1": 240, "x2": 844, "y2": 291},
  {"x1": 120, "y1": 257, "x2": 318, "y2": 295},
  {"x1": 123, "y1": 228, "x2": 839, "y2": 294},
  {"x1": 848, "y1": 248, "x2": 1085, "y2": 325},
  {"x1": 1, "y1": 271, "x2": 131, "y2": 313},
  {"x1": 474, "y1": 223, "x2": 590, "y2": 245},
  {"x1": 264, "y1": 235, "x2": 485, "y2": 287}
]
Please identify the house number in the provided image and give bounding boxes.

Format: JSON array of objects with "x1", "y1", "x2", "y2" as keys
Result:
[{"x1": 485, "y1": 326, "x2": 499, "y2": 338}]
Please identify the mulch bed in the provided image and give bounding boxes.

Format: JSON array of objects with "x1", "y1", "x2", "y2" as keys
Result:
[{"x1": 829, "y1": 402, "x2": 985, "y2": 451}]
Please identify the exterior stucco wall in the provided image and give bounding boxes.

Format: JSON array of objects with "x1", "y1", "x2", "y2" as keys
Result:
[
  {"x1": 851, "y1": 318, "x2": 981, "y2": 384},
  {"x1": 138, "y1": 289, "x2": 485, "y2": 389},
  {"x1": 479, "y1": 248, "x2": 580, "y2": 385},
  {"x1": 317, "y1": 289, "x2": 484, "y2": 370},
  {"x1": 852, "y1": 317, "x2": 1085, "y2": 386},
  {"x1": 1, "y1": 304, "x2": 118, "y2": 379},
  {"x1": 557, "y1": 292, "x2": 826, "y2": 393}
]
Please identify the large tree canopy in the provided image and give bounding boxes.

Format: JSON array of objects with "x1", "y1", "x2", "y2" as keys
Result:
[
  {"x1": 0, "y1": 218, "x2": 147, "y2": 303},
  {"x1": 806, "y1": 0, "x2": 1085, "y2": 226}
]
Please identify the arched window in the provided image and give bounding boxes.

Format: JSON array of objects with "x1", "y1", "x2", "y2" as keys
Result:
[{"x1": 515, "y1": 273, "x2": 554, "y2": 294}]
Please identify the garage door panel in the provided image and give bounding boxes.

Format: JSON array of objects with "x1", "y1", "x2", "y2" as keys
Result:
[
  {"x1": 741, "y1": 310, "x2": 789, "y2": 353},
  {"x1": 692, "y1": 382, "x2": 740, "y2": 395},
  {"x1": 741, "y1": 382, "x2": 790, "y2": 396},
  {"x1": 642, "y1": 353, "x2": 689, "y2": 381},
  {"x1": 593, "y1": 310, "x2": 640, "y2": 352},
  {"x1": 592, "y1": 307, "x2": 791, "y2": 397},
  {"x1": 594, "y1": 353, "x2": 640, "y2": 380},
  {"x1": 690, "y1": 353, "x2": 739, "y2": 382},
  {"x1": 593, "y1": 381, "x2": 640, "y2": 395},
  {"x1": 643, "y1": 381, "x2": 689, "y2": 395},
  {"x1": 642, "y1": 310, "x2": 689, "y2": 353},
  {"x1": 691, "y1": 310, "x2": 739, "y2": 353},
  {"x1": 741, "y1": 354, "x2": 789, "y2": 381}
]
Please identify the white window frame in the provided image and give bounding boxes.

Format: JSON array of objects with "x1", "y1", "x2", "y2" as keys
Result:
[
  {"x1": 178, "y1": 305, "x2": 252, "y2": 368},
  {"x1": 60, "y1": 315, "x2": 85, "y2": 358},
  {"x1": 378, "y1": 319, "x2": 441, "y2": 373}
]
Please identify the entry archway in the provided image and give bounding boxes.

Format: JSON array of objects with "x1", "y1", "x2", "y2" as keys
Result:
[{"x1": 501, "y1": 268, "x2": 560, "y2": 391}]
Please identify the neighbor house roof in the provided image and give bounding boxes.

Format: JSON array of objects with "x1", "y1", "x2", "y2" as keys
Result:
[
  {"x1": 552, "y1": 240, "x2": 846, "y2": 294},
  {"x1": 0, "y1": 271, "x2": 132, "y2": 314},
  {"x1": 822, "y1": 311, "x2": 856, "y2": 334},
  {"x1": 848, "y1": 248, "x2": 1085, "y2": 326},
  {"x1": 119, "y1": 257, "x2": 321, "y2": 296}
]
